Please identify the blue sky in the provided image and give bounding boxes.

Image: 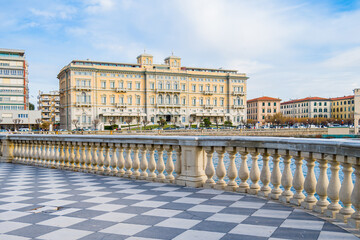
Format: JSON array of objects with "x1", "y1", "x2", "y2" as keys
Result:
[{"x1": 1, "y1": 0, "x2": 360, "y2": 105}]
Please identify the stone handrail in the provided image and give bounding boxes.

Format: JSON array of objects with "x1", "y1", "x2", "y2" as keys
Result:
[{"x1": 0, "y1": 135, "x2": 359, "y2": 230}]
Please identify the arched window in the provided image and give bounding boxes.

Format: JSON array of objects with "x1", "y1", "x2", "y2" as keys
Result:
[
  {"x1": 82, "y1": 92, "x2": 87, "y2": 103},
  {"x1": 206, "y1": 98, "x2": 210, "y2": 105},
  {"x1": 158, "y1": 95, "x2": 163, "y2": 104},
  {"x1": 127, "y1": 96, "x2": 132, "y2": 105},
  {"x1": 200, "y1": 97, "x2": 203, "y2": 105},
  {"x1": 158, "y1": 82, "x2": 163, "y2": 89},
  {"x1": 166, "y1": 95, "x2": 171, "y2": 104},
  {"x1": 192, "y1": 98, "x2": 196, "y2": 106},
  {"x1": 237, "y1": 97, "x2": 241, "y2": 105},
  {"x1": 182, "y1": 97, "x2": 186, "y2": 105},
  {"x1": 119, "y1": 81, "x2": 124, "y2": 88},
  {"x1": 174, "y1": 95, "x2": 179, "y2": 104},
  {"x1": 174, "y1": 82, "x2": 178, "y2": 90},
  {"x1": 166, "y1": 81, "x2": 171, "y2": 90}
]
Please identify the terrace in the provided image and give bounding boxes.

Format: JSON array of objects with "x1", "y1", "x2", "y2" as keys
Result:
[{"x1": 0, "y1": 135, "x2": 359, "y2": 239}]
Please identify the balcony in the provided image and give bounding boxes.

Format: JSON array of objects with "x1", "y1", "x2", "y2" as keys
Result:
[
  {"x1": 115, "y1": 88, "x2": 127, "y2": 93},
  {"x1": 75, "y1": 102, "x2": 92, "y2": 107},
  {"x1": 75, "y1": 86, "x2": 91, "y2": 91},
  {"x1": 156, "y1": 103, "x2": 181, "y2": 108},
  {"x1": 232, "y1": 105, "x2": 245, "y2": 109},
  {"x1": 232, "y1": 91, "x2": 246, "y2": 96},
  {"x1": 155, "y1": 89, "x2": 181, "y2": 94},
  {"x1": 203, "y1": 104, "x2": 214, "y2": 109},
  {"x1": 115, "y1": 103, "x2": 127, "y2": 108},
  {"x1": 202, "y1": 90, "x2": 214, "y2": 95}
]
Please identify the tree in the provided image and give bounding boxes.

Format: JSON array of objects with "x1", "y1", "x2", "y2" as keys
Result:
[
  {"x1": 108, "y1": 117, "x2": 115, "y2": 130},
  {"x1": 203, "y1": 118, "x2": 211, "y2": 128},
  {"x1": 72, "y1": 119, "x2": 79, "y2": 130},
  {"x1": 35, "y1": 118, "x2": 42, "y2": 130},
  {"x1": 268, "y1": 113, "x2": 285, "y2": 126},
  {"x1": 29, "y1": 103, "x2": 35, "y2": 110},
  {"x1": 224, "y1": 120, "x2": 232, "y2": 128},
  {"x1": 142, "y1": 119, "x2": 150, "y2": 130},
  {"x1": 40, "y1": 121, "x2": 51, "y2": 130},
  {"x1": 157, "y1": 118, "x2": 167, "y2": 128},
  {"x1": 214, "y1": 117, "x2": 219, "y2": 129},
  {"x1": 13, "y1": 119, "x2": 23, "y2": 131},
  {"x1": 92, "y1": 118, "x2": 100, "y2": 130},
  {"x1": 126, "y1": 117, "x2": 132, "y2": 130}
]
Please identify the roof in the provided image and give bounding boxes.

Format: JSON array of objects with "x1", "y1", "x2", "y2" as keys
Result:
[
  {"x1": 329, "y1": 95, "x2": 354, "y2": 101},
  {"x1": 247, "y1": 96, "x2": 281, "y2": 103},
  {"x1": 281, "y1": 97, "x2": 329, "y2": 105},
  {"x1": 0, "y1": 48, "x2": 25, "y2": 54},
  {"x1": 137, "y1": 53, "x2": 153, "y2": 58}
]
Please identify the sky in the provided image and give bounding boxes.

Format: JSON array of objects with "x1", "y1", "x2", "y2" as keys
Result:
[{"x1": 1, "y1": 0, "x2": 360, "y2": 105}]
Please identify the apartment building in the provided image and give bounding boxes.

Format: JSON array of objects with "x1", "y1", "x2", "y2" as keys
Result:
[
  {"x1": 58, "y1": 53, "x2": 248, "y2": 130},
  {"x1": 281, "y1": 97, "x2": 331, "y2": 118},
  {"x1": 354, "y1": 88, "x2": 360, "y2": 134},
  {"x1": 0, "y1": 48, "x2": 29, "y2": 110},
  {"x1": 247, "y1": 96, "x2": 281, "y2": 125},
  {"x1": 330, "y1": 95, "x2": 354, "y2": 120},
  {"x1": 37, "y1": 90, "x2": 60, "y2": 125}
]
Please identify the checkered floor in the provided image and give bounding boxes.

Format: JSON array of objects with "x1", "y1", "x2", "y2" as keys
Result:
[{"x1": 0, "y1": 163, "x2": 358, "y2": 240}]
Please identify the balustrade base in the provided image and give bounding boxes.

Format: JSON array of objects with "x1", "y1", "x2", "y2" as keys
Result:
[
  {"x1": 313, "y1": 205, "x2": 328, "y2": 214},
  {"x1": 348, "y1": 218, "x2": 360, "y2": 229},
  {"x1": 336, "y1": 212, "x2": 353, "y2": 223},
  {"x1": 225, "y1": 185, "x2": 238, "y2": 191},
  {"x1": 301, "y1": 201, "x2": 316, "y2": 210},
  {"x1": 203, "y1": 182, "x2": 215, "y2": 189},
  {"x1": 237, "y1": 187, "x2": 249, "y2": 193},
  {"x1": 248, "y1": 189, "x2": 260, "y2": 195},
  {"x1": 325, "y1": 209, "x2": 340, "y2": 219},
  {"x1": 279, "y1": 195, "x2": 292, "y2": 204},
  {"x1": 257, "y1": 191, "x2": 270, "y2": 198},
  {"x1": 214, "y1": 184, "x2": 226, "y2": 190},
  {"x1": 176, "y1": 176, "x2": 205, "y2": 188},
  {"x1": 269, "y1": 193, "x2": 281, "y2": 200}
]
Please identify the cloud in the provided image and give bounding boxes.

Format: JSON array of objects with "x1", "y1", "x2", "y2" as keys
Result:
[
  {"x1": 30, "y1": 5, "x2": 77, "y2": 20},
  {"x1": 84, "y1": 0, "x2": 116, "y2": 13}
]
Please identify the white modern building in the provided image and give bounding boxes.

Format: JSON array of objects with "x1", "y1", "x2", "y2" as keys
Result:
[
  {"x1": 0, "y1": 110, "x2": 41, "y2": 130},
  {"x1": 281, "y1": 97, "x2": 331, "y2": 119}
]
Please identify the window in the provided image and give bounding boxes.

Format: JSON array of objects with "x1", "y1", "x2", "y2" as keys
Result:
[
  {"x1": 199, "y1": 85, "x2": 203, "y2": 92},
  {"x1": 220, "y1": 98, "x2": 224, "y2": 106},
  {"x1": 200, "y1": 98, "x2": 204, "y2": 105},
  {"x1": 181, "y1": 84, "x2": 185, "y2": 91},
  {"x1": 110, "y1": 95, "x2": 115, "y2": 104},
  {"x1": 136, "y1": 96, "x2": 140, "y2": 105},
  {"x1": 127, "y1": 96, "x2": 132, "y2": 105},
  {"x1": 213, "y1": 85, "x2": 217, "y2": 92},
  {"x1": 101, "y1": 95, "x2": 106, "y2": 104},
  {"x1": 158, "y1": 82, "x2": 163, "y2": 89},
  {"x1": 192, "y1": 98, "x2": 196, "y2": 106},
  {"x1": 127, "y1": 82, "x2": 132, "y2": 89},
  {"x1": 119, "y1": 81, "x2": 124, "y2": 88},
  {"x1": 268, "y1": 102, "x2": 270, "y2": 106},
  {"x1": 101, "y1": 81, "x2": 106, "y2": 89},
  {"x1": 119, "y1": 96, "x2": 124, "y2": 103},
  {"x1": 150, "y1": 97, "x2": 154, "y2": 104},
  {"x1": 166, "y1": 82, "x2": 171, "y2": 90},
  {"x1": 136, "y1": 82, "x2": 140, "y2": 89},
  {"x1": 220, "y1": 86, "x2": 224, "y2": 93},
  {"x1": 182, "y1": 98, "x2": 186, "y2": 105},
  {"x1": 192, "y1": 85, "x2": 196, "y2": 92},
  {"x1": 110, "y1": 81, "x2": 115, "y2": 89},
  {"x1": 150, "y1": 82, "x2": 154, "y2": 89}
]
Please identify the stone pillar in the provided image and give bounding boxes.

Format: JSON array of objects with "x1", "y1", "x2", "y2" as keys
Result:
[
  {"x1": 258, "y1": 149, "x2": 271, "y2": 197},
  {"x1": 248, "y1": 148, "x2": 260, "y2": 195},
  {"x1": 225, "y1": 147, "x2": 238, "y2": 191},
  {"x1": 313, "y1": 153, "x2": 329, "y2": 213},
  {"x1": 0, "y1": 138, "x2": 13, "y2": 163},
  {"x1": 204, "y1": 146, "x2": 215, "y2": 188},
  {"x1": 238, "y1": 148, "x2": 250, "y2": 193},
  {"x1": 176, "y1": 145, "x2": 206, "y2": 188},
  {"x1": 214, "y1": 146, "x2": 226, "y2": 190},
  {"x1": 301, "y1": 152, "x2": 317, "y2": 210},
  {"x1": 279, "y1": 151, "x2": 293, "y2": 203},
  {"x1": 349, "y1": 162, "x2": 360, "y2": 229}
]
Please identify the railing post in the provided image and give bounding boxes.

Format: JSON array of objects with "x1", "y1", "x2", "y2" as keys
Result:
[
  {"x1": 214, "y1": 147, "x2": 226, "y2": 190},
  {"x1": 313, "y1": 153, "x2": 329, "y2": 213},
  {"x1": 116, "y1": 143, "x2": 125, "y2": 176},
  {"x1": 269, "y1": 150, "x2": 282, "y2": 200},
  {"x1": 349, "y1": 160, "x2": 360, "y2": 229},
  {"x1": 225, "y1": 146, "x2": 238, "y2": 191},
  {"x1": 176, "y1": 143, "x2": 206, "y2": 188},
  {"x1": 258, "y1": 149, "x2": 271, "y2": 197},
  {"x1": 84, "y1": 143, "x2": 91, "y2": 172},
  {"x1": 156, "y1": 145, "x2": 166, "y2": 182},
  {"x1": 336, "y1": 158, "x2": 355, "y2": 223},
  {"x1": 204, "y1": 146, "x2": 215, "y2": 188},
  {"x1": 97, "y1": 143, "x2": 105, "y2": 173},
  {"x1": 165, "y1": 145, "x2": 175, "y2": 183},
  {"x1": 238, "y1": 148, "x2": 249, "y2": 193},
  {"x1": 69, "y1": 142, "x2": 75, "y2": 169},
  {"x1": 59, "y1": 142, "x2": 65, "y2": 169},
  {"x1": 279, "y1": 150, "x2": 293, "y2": 203},
  {"x1": 248, "y1": 148, "x2": 260, "y2": 195},
  {"x1": 290, "y1": 151, "x2": 305, "y2": 206},
  {"x1": 301, "y1": 152, "x2": 317, "y2": 210},
  {"x1": 139, "y1": 144, "x2": 148, "y2": 179},
  {"x1": 74, "y1": 142, "x2": 81, "y2": 170},
  {"x1": 64, "y1": 142, "x2": 70, "y2": 168},
  {"x1": 131, "y1": 144, "x2": 140, "y2": 179},
  {"x1": 104, "y1": 143, "x2": 111, "y2": 174},
  {"x1": 109, "y1": 143, "x2": 118, "y2": 175},
  {"x1": 124, "y1": 144, "x2": 132, "y2": 177},
  {"x1": 91, "y1": 143, "x2": 99, "y2": 172},
  {"x1": 146, "y1": 144, "x2": 156, "y2": 181}
]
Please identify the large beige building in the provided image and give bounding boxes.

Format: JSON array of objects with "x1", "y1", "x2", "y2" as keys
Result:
[
  {"x1": 281, "y1": 97, "x2": 331, "y2": 119},
  {"x1": 0, "y1": 48, "x2": 29, "y2": 110},
  {"x1": 330, "y1": 95, "x2": 354, "y2": 120},
  {"x1": 247, "y1": 96, "x2": 281, "y2": 125},
  {"x1": 37, "y1": 90, "x2": 60, "y2": 126},
  {"x1": 58, "y1": 54, "x2": 248, "y2": 130}
]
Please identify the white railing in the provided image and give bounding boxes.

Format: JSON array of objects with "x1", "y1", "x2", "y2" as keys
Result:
[{"x1": 0, "y1": 135, "x2": 359, "y2": 230}]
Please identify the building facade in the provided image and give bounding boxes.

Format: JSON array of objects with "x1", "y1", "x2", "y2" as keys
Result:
[
  {"x1": 37, "y1": 90, "x2": 60, "y2": 125},
  {"x1": 330, "y1": 95, "x2": 354, "y2": 120},
  {"x1": 0, "y1": 49, "x2": 29, "y2": 110},
  {"x1": 354, "y1": 88, "x2": 360, "y2": 134},
  {"x1": 58, "y1": 54, "x2": 248, "y2": 130},
  {"x1": 281, "y1": 97, "x2": 331, "y2": 119},
  {"x1": 0, "y1": 110, "x2": 41, "y2": 130},
  {"x1": 247, "y1": 96, "x2": 281, "y2": 125}
]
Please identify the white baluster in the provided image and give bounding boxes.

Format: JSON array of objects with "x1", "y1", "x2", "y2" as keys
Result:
[
  {"x1": 146, "y1": 145, "x2": 157, "y2": 181},
  {"x1": 69, "y1": 142, "x2": 75, "y2": 169},
  {"x1": 349, "y1": 163, "x2": 360, "y2": 229},
  {"x1": 156, "y1": 145, "x2": 165, "y2": 182},
  {"x1": 165, "y1": 146, "x2": 175, "y2": 183},
  {"x1": 28, "y1": 142, "x2": 34, "y2": 165},
  {"x1": 279, "y1": 151, "x2": 293, "y2": 203},
  {"x1": 109, "y1": 143, "x2": 118, "y2": 175},
  {"x1": 59, "y1": 142, "x2": 65, "y2": 168},
  {"x1": 64, "y1": 142, "x2": 70, "y2": 168},
  {"x1": 85, "y1": 143, "x2": 92, "y2": 172},
  {"x1": 74, "y1": 143, "x2": 81, "y2": 170},
  {"x1": 336, "y1": 160, "x2": 354, "y2": 223},
  {"x1": 238, "y1": 149, "x2": 249, "y2": 193},
  {"x1": 131, "y1": 144, "x2": 140, "y2": 179},
  {"x1": 80, "y1": 142, "x2": 87, "y2": 171},
  {"x1": 116, "y1": 143, "x2": 125, "y2": 176},
  {"x1": 258, "y1": 150, "x2": 271, "y2": 197},
  {"x1": 174, "y1": 146, "x2": 181, "y2": 180},
  {"x1": 248, "y1": 149, "x2": 260, "y2": 195},
  {"x1": 91, "y1": 143, "x2": 99, "y2": 172},
  {"x1": 314, "y1": 153, "x2": 329, "y2": 213},
  {"x1": 204, "y1": 147, "x2": 215, "y2": 188},
  {"x1": 49, "y1": 142, "x2": 55, "y2": 167},
  {"x1": 12, "y1": 141, "x2": 18, "y2": 162},
  {"x1": 23, "y1": 141, "x2": 29, "y2": 164},
  {"x1": 301, "y1": 153, "x2": 317, "y2": 210},
  {"x1": 124, "y1": 144, "x2": 132, "y2": 177},
  {"x1": 97, "y1": 143, "x2": 105, "y2": 173},
  {"x1": 290, "y1": 152, "x2": 305, "y2": 206},
  {"x1": 225, "y1": 147, "x2": 238, "y2": 191},
  {"x1": 104, "y1": 143, "x2": 111, "y2": 174},
  {"x1": 269, "y1": 151, "x2": 282, "y2": 200},
  {"x1": 139, "y1": 144, "x2": 148, "y2": 179}
]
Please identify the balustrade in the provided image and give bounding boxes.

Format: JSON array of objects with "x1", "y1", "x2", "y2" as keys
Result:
[{"x1": 0, "y1": 135, "x2": 359, "y2": 230}]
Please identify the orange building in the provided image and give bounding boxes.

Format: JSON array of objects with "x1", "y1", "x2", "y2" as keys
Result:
[{"x1": 247, "y1": 96, "x2": 281, "y2": 125}]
